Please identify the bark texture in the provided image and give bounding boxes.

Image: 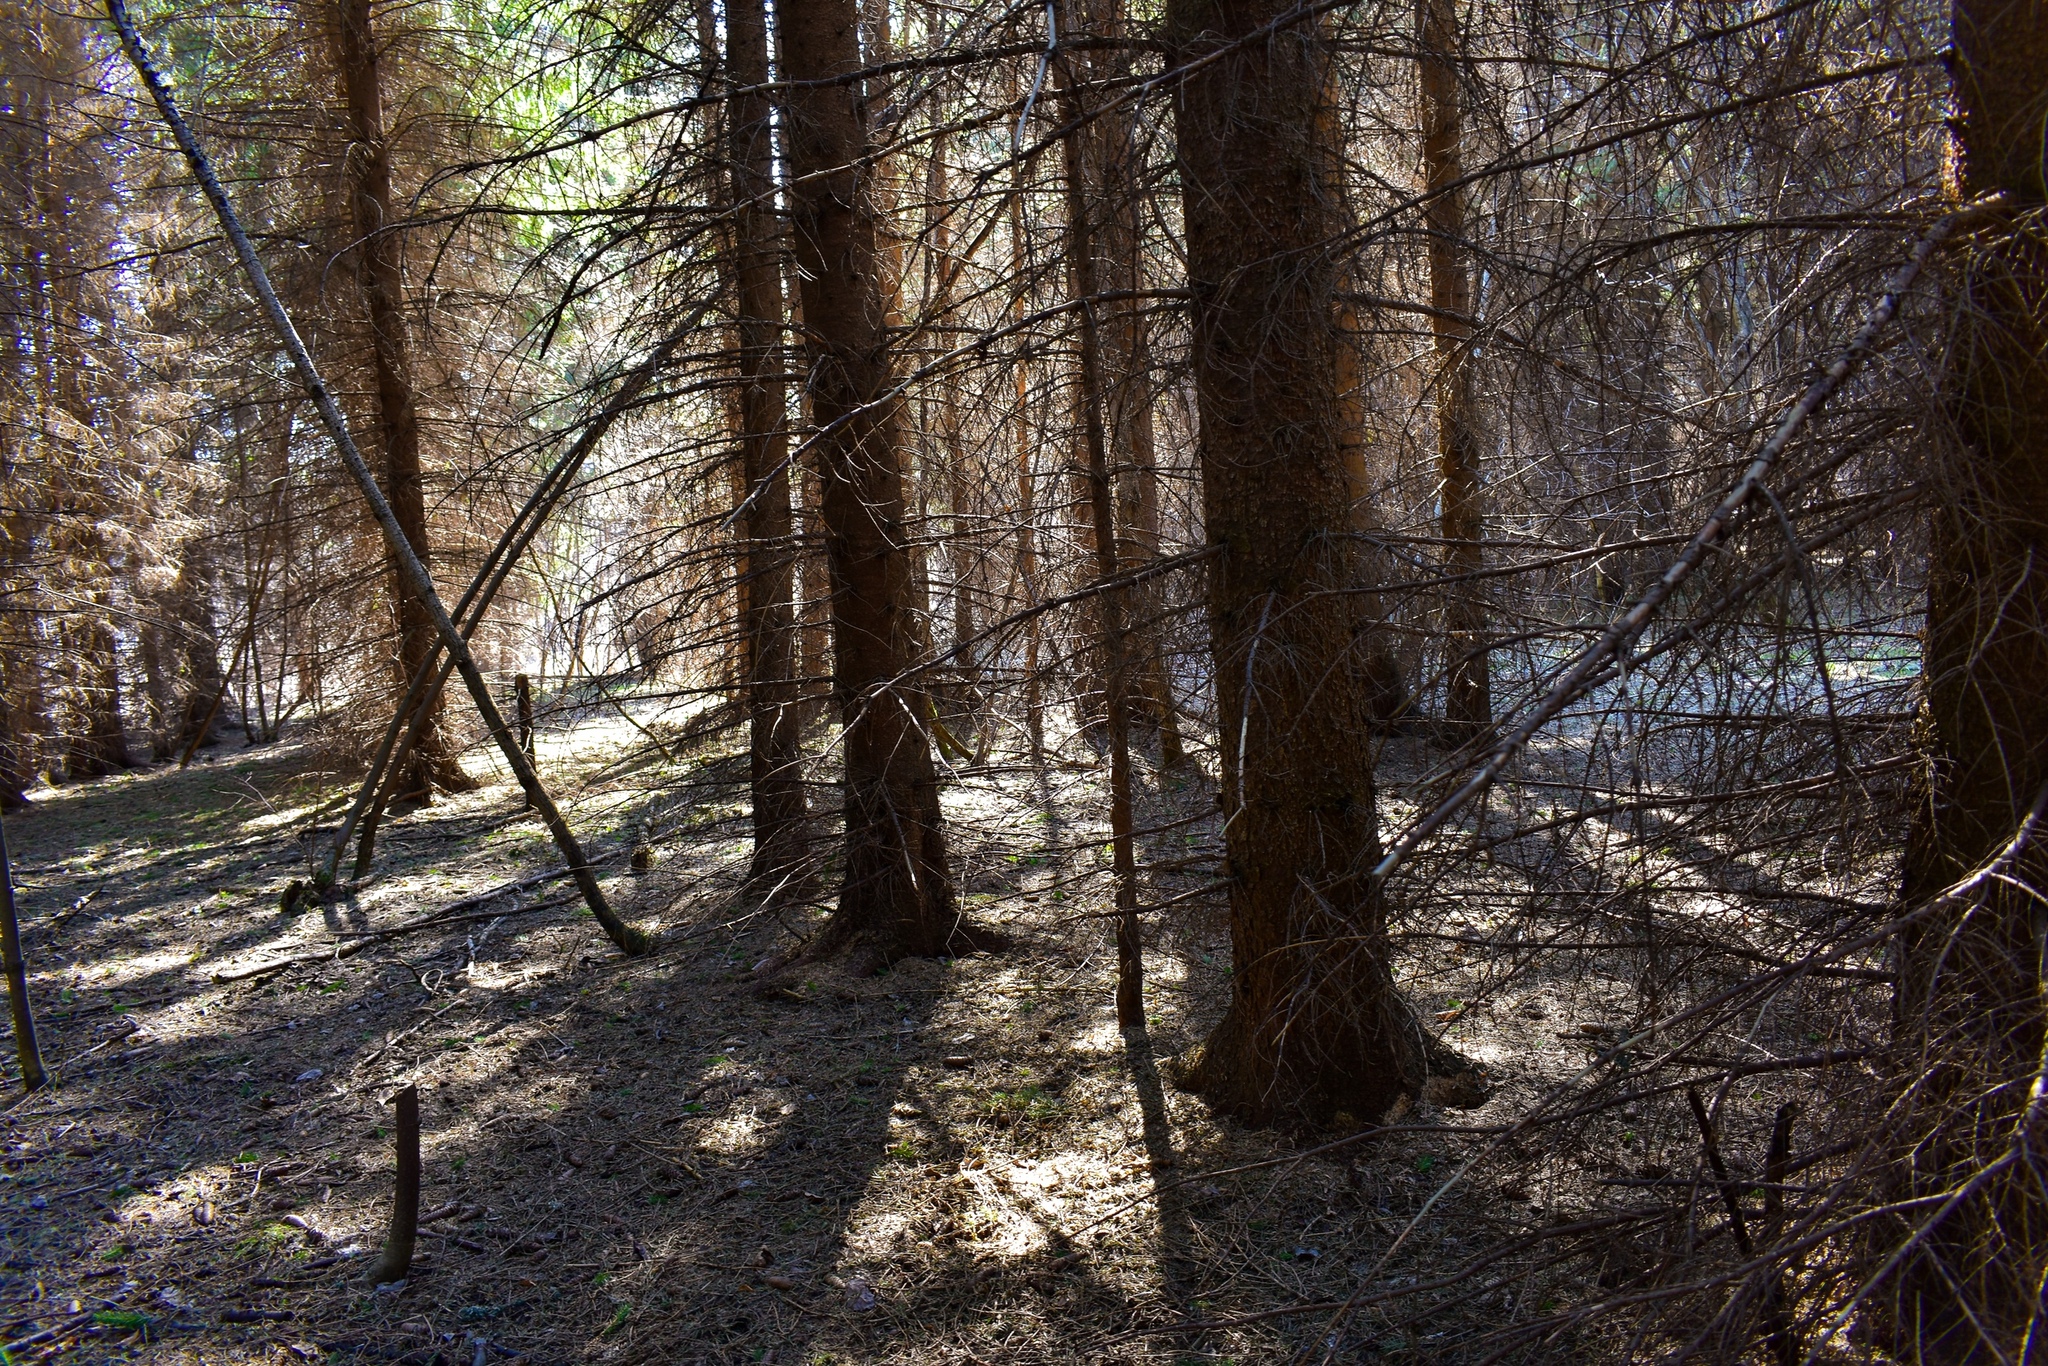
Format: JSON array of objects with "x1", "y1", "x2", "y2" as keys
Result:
[
  {"x1": 333, "y1": 0, "x2": 470, "y2": 798},
  {"x1": 1418, "y1": 0, "x2": 1489, "y2": 739},
  {"x1": 778, "y1": 0, "x2": 968, "y2": 963},
  {"x1": 1890, "y1": 1, "x2": 2048, "y2": 1356},
  {"x1": 1168, "y1": 0, "x2": 1430, "y2": 1126},
  {"x1": 1065, "y1": 0, "x2": 1185, "y2": 765},
  {"x1": 728, "y1": 0, "x2": 810, "y2": 898}
]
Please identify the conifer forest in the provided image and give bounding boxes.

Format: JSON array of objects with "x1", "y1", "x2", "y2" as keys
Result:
[{"x1": 0, "y1": 0, "x2": 2044, "y2": 1359}]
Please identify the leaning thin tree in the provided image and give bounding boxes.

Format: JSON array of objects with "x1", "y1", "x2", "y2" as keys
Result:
[{"x1": 109, "y1": 0, "x2": 646, "y2": 957}]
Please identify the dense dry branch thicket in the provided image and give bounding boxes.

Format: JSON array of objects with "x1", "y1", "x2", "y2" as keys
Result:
[{"x1": 2, "y1": 0, "x2": 2042, "y2": 1358}]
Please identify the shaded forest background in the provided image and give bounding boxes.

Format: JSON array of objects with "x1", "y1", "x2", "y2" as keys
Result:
[{"x1": 2, "y1": 0, "x2": 2044, "y2": 1359}]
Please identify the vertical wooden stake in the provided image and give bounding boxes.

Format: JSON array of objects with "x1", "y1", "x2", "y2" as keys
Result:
[
  {"x1": 0, "y1": 814, "x2": 47, "y2": 1094},
  {"x1": 370, "y1": 1084, "x2": 420, "y2": 1285}
]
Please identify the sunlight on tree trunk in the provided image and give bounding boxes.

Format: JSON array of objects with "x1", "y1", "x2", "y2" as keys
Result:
[{"x1": 726, "y1": 0, "x2": 810, "y2": 901}]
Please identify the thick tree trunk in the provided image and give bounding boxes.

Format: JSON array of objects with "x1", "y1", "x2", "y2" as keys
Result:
[
  {"x1": 1168, "y1": 0, "x2": 1431, "y2": 1126},
  {"x1": 333, "y1": 0, "x2": 471, "y2": 798},
  {"x1": 1891, "y1": 0, "x2": 2048, "y2": 1355},
  {"x1": 728, "y1": 0, "x2": 810, "y2": 899},
  {"x1": 1418, "y1": 0, "x2": 1489, "y2": 740},
  {"x1": 776, "y1": 0, "x2": 971, "y2": 963}
]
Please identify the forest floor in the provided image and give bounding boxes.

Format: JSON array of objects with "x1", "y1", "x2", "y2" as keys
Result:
[{"x1": 0, "y1": 689, "x2": 1742, "y2": 1364}]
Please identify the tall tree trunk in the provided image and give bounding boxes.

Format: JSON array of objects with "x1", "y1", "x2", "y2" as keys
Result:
[
  {"x1": 1321, "y1": 98, "x2": 1413, "y2": 730},
  {"x1": 1418, "y1": 0, "x2": 1489, "y2": 740},
  {"x1": 332, "y1": 0, "x2": 471, "y2": 798},
  {"x1": 1891, "y1": 0, "x2": 2048, "y2": 1354},
  {"x1": 1063, "y1": 0, "x2": 1185, "y2": 766},
  {"x1": 1011, "y1": 186, "x2": 1046, "y2": 759},
  {"x1": 1056, "y1": 11, "x2": 1144, "y2": 1026},
  {"x1": 776, "y1": 0, "x2": 973, "y2": 964},
  {"x1": 1168, "y1": 0, "x2": 1432, "y2": 1125},
  {"x1": 728, "y1": 0, "x2": 810, "y2": 898},
  {"x1": 927, "y1": 134, "x2": 982, "y2": 713}
]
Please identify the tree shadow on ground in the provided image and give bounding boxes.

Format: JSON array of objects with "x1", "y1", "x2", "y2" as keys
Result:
[{"x1": 0, "y1": 718, "x2": 1519, "y2": 1365}]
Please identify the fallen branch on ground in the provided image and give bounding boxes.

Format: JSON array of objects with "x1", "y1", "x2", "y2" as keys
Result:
[{"x1": 209, "y1": 888, "x2": 587, "y2": 983}]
